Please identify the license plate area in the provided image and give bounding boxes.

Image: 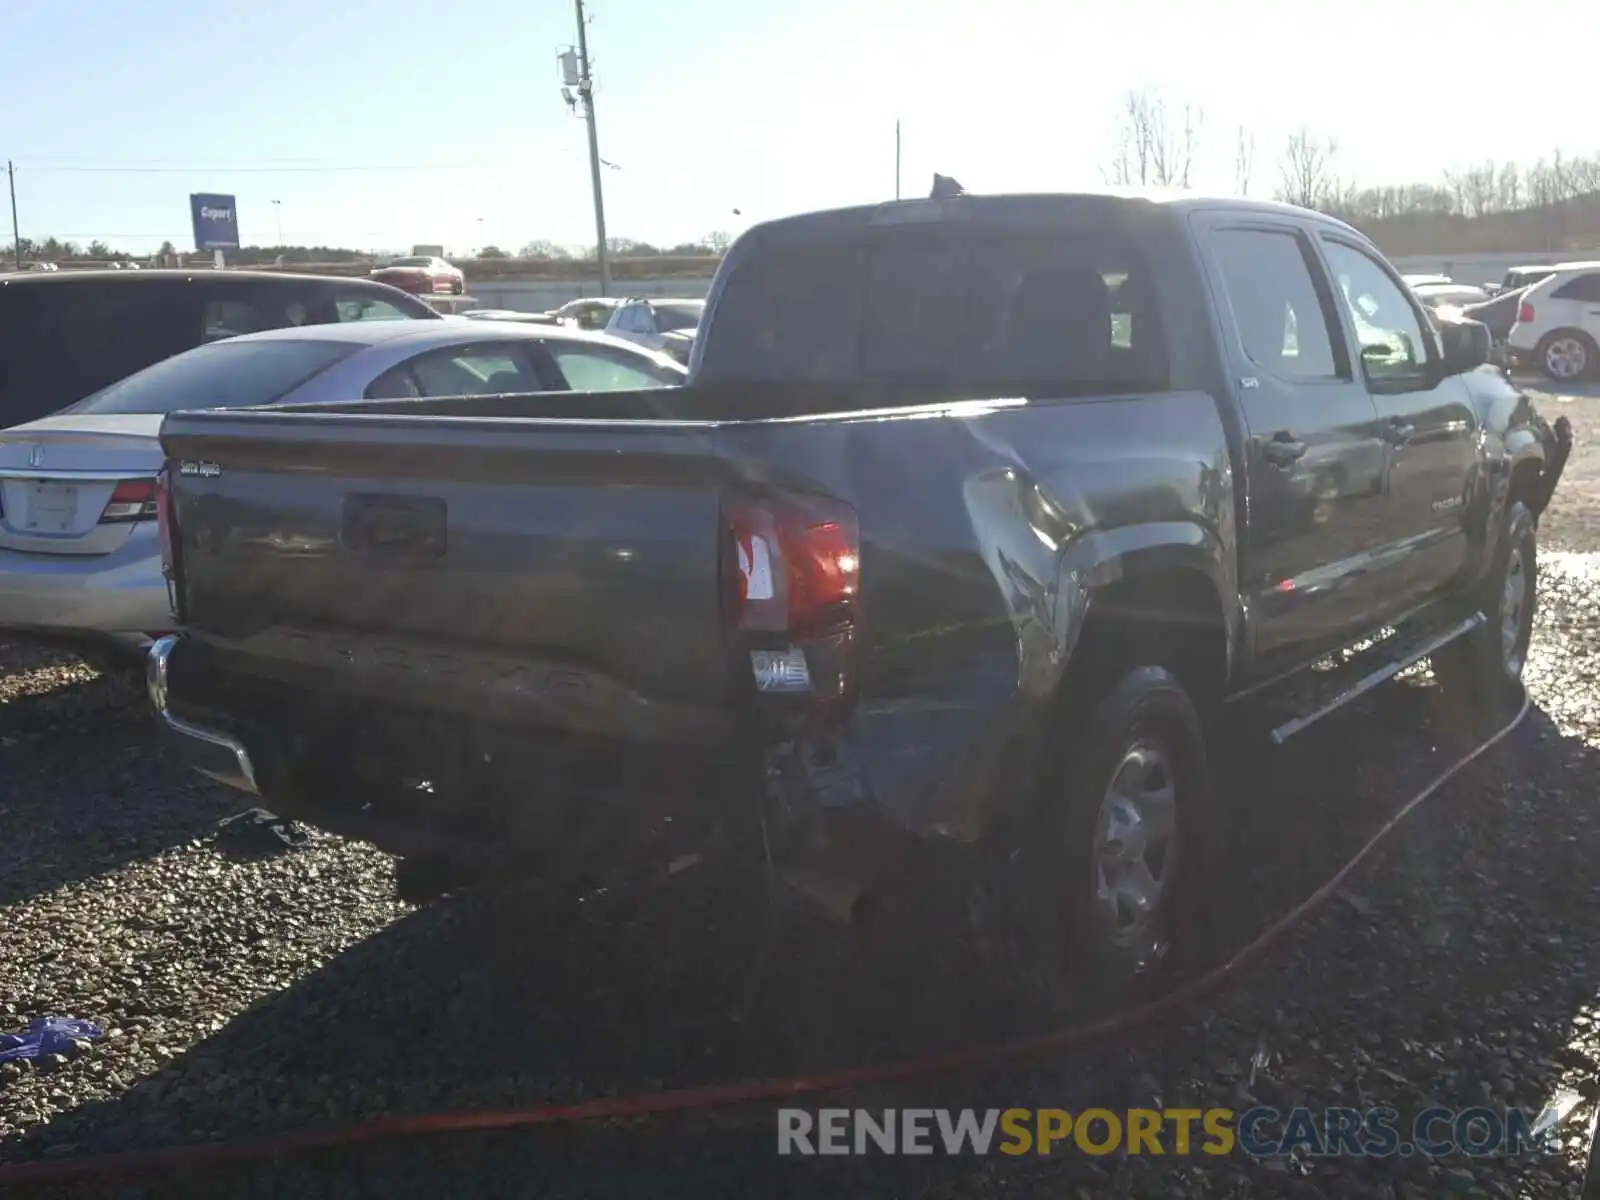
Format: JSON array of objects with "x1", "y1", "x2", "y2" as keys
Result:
[{"x1": 24, "y1": 482, "x2": 79, "y2": 534}]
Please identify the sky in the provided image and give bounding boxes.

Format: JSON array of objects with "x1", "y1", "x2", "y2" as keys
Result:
[{"x1": 2, "y1": 0, "x2": 1595, "y2": 257}]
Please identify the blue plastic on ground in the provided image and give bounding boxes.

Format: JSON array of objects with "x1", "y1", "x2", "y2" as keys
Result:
[{"x1": 0, "y1": 1018, "x2": 102, "y2": 1064}]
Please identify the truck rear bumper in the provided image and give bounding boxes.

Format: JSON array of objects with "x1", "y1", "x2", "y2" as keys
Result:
[
  {"x1": 145, "y1": 634, "x2": 933, "y2": 926},
  {"x1": 147, "y1": 634, "x2": 260, "y2": 795}
]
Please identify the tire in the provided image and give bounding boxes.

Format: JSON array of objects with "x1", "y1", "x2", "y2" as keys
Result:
[
  {"x1": 1009, "y1": 665, "x2": 1215, "y2": 1018},
  {"x1": 1534, "y1": 329, "x2": 1598, "y2": 383},
  {"x1": 1432, "y1": 500, "x2": 1536, "y2": 710}
]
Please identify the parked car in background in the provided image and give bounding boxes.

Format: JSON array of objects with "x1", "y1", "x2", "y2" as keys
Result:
[
  {"x1": 659, "y1": 327, "x2": 697, "y2": 366},
  {"x1": 1498, "y1": 264, "x2": 1559, "y2": 295},
  {"x1": 463, "y1": 309, "x2": 560, "y2": 325},
  {"x1": 151, "y1": 191, "x2": 1567, "y2": 1016},
  {"x1": 548, "y1": 297, "x2": 705, "y2": 353},
  {"x1": 0, "y1": 320, "x2": 682, "y2": 668},
  {"x1": 0, "y1": 270, "x2": 439, "y2": 431},
  {"x1": 1410, "y1": 281, "x2": 1490, "y2": 310},
  {"x1": 1506, "y1": 261, "x2": 1600, "y2": 381},
  {"x1": 551, "y1": 297, "x2": 621, "y2": 331},
  {"x1": 1401, "y1": 272, "x2": 1453, "y2": 289},
  {"x1": 1457, "y1": 287, "x2": 1529, "y2": 365},
  {"x1": 369, "y1": 255, "x2": 466, "y2": 296}
]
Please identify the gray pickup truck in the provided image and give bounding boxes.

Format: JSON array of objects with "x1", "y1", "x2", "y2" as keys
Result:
[{"x1": 147, "y1": 192, "x2": 1569, "y2": 1013}]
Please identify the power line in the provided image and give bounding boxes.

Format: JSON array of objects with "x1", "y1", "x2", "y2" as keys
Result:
[{"x1": 21, "y1": 162, "x2": 529, "y2": 174}]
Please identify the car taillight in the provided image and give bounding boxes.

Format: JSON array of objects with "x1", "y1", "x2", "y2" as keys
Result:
[
  {"x1": 1518, "y1": 302, "x2": 1535, "y2": 324},
  {"x1": 98, "y1": 478, "x2": 159, "y2": 523},
  {"x1": 723, "y1": 491, "x2": 860, "y2": 718},
  {"x1": 154, "y1": 466, "x2": 176, "y2": 577}
]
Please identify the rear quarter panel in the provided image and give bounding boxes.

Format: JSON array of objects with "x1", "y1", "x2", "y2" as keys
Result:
[{"x1": 729, "y1": 391, "x2": 1237, "y2": 841}]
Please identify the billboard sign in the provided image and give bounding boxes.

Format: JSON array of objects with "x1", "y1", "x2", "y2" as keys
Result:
[{"x1": 189, "y1": 193, "x2": 240, "y2": 251}]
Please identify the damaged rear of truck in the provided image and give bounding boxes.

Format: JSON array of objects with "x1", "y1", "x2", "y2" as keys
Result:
[{"x1": 149, "y1": 191, "x2": 1568, "y2": 1011}]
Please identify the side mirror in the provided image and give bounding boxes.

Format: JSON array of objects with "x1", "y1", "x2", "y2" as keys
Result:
[{"x1": 1435, "y1": 314, "x2": 1492, "y2": 379}]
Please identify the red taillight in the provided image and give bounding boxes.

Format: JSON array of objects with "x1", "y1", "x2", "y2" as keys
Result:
[
  {"x1": 98, "y1": 478, "x2": 158, "y2": 523},
  {"x1": 1518, "y1": 302, "x2": 1535, "y2": 325},
  {"x1": 724, "y1": 491, "x2": 860, "y2": 712},
  {"x1": 154, "y1": 467, "x2": 176, "y2": 577}
]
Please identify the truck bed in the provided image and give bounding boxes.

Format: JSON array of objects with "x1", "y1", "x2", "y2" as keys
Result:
[{"x1": 160, "y1": 385, "x2": 1233, "y2": 837}]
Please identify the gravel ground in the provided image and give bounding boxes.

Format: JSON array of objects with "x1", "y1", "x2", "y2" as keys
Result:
[{"x1": 4, "y1": 383, "x2": 1600, "y2": 1197}]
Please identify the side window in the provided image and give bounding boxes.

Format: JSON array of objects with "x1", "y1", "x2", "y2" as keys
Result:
[
  {"x1": 202, "y1": 298, "x2": 274, "y2": 341},
  {"x1": 334, "y1": 294, "x2": 412, "y2": 322},
  {"x1": 365, "y1": 365, "x2": 422, "y2": 400},
  {"x1": 1321, "y1": 241, "x2": 1428, "y2": 383},
  {"x1": 1551, "y1": 273, "x2": 1600, "y2": 303},
  {"x1": 550, "y1": 346, "x2": 675, "y2": 391},
  {"x1": 385, "y1": 345, "x2": 542, "y2": 398},
  {"x1": 1208, "y1": 229, "x2": 1340, "y2": 379}
]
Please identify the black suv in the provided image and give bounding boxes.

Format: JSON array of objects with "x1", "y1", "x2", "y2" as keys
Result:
[{"x1": 0, "y1": 270, "x2": 439, "y2": 429}]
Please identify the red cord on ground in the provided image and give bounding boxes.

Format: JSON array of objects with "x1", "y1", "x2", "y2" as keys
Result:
[{"x1": 0, "y1": 693, "x2": 1531, "y2": 1188}]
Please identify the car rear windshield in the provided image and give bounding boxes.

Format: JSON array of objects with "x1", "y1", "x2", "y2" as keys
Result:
[
  {"x1": 390, "y1": 258, "x2": 431, "y2": 267},
  {"x1": 65, "y1": 339, "x2": 359, "y2": 416},
  {"x1": 697, "y1": 227, "x2": 1168, "y2": 395}
]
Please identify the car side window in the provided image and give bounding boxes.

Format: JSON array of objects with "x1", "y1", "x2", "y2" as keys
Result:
[
  {"x1": 334, "y1": 294, "x2": 412, "y2": 322},
  {"x1": 549, "y1": 346, "x2": 676, "y2": 391},
  {"x1": 366, "y1": 344, "x2": 542, "y2": 399},
  {"x1": 1551, "y1": 273, "x2": 1600, "y2": 303},
  {"x1": 1208, "y1": 228, "x2": 1341, "y2": 380},
  {"x1": 203, "y1": 298, "x2": 275, "y2": 342},
  {"x1": 1321, "y1": 241, "x2": 1429, "y2": 384}
]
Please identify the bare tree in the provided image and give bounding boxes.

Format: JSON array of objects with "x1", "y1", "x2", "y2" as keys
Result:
[
  {"x1": 1105, "y1": 87, "x2": 1202, "y2": 187},
  {"x1": 1276, "y1": 127, "x2": 1341, "y2": 210},
  {"x1": 1234, "y1": 126, "x2": 1255, "y2": 196}
]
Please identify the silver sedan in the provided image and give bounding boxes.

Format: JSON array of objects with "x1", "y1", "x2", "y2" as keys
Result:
[{"x1": 0, "y1": 321, "x2": 685, "y2": 665}]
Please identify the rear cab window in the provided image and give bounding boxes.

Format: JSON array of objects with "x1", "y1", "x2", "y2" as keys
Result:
[{"x1": 696, "y1": 217, "x2": 1170, "y2": 397}]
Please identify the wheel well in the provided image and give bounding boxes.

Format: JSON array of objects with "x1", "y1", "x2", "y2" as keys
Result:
[{"x1": 1069, "y1": 568, "x2": 1229, "y2": 708}]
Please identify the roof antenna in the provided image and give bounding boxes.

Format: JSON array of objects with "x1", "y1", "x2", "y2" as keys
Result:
[{"x1": 930, "y1": 173, "x2": 966, "y2": 199}]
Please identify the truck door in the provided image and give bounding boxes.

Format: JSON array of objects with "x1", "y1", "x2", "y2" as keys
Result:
[
  {"x1": 1317, "y1": 236, "x2": 1479, "y2": 612},
  {"x1": 1192, "y1": 217, "x2": 1390, "y2": 677}
]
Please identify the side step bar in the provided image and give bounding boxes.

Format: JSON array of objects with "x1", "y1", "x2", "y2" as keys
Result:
[{"x1": 1267, "y1": 613, "x2": 1485, "y2": 746}]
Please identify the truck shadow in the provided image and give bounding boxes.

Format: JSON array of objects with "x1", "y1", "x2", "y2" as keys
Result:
[
  {"x1": 0, "y1": 724, "x2": 240, "y2": 910},
  {"x1": 5, "y1": 681, "x2": 1597, "y2": 1198}
]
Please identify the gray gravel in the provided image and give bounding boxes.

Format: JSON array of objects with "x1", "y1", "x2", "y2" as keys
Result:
[{"x1": 2, "y1": 553, "x2": 1600, "y2": 1198}]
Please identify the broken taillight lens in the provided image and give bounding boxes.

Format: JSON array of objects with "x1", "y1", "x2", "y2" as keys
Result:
[
  {"x1": 154, "y1": 466, "x2": 176, "y2": 577},
  {"x1": 723, "y1": 491, "x2": 860, "y2": 712}
]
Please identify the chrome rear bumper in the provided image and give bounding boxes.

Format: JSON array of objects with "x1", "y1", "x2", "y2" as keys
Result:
[{"x1": 146, "y1": 634, "x2": 259, "y2": 795}]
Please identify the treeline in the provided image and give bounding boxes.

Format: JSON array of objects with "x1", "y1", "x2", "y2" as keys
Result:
[
  {"x1": 13, "y1": 236, "x2": 734, "y2": 268},
  {"x1": 1107, "y1": 86, "x2": 1600, "y2": 254}
]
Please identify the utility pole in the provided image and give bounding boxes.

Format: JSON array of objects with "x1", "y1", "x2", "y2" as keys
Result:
[
  {"x1": 573, "y1": 0, "x2": 610, "y2": 296},
  {"x1": 895, "y1": 121, "x2": 902, "y2": 200},
  {"x1": 7, "y1": 161, "x2": 20, "y2": 271}
]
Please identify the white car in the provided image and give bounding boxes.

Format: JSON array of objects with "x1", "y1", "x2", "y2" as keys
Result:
[
  {"x1": 0, "y1": 321, "x2": 684, "y2": 665},
  {"x1": 1505, "y1": 261, "x2": 1600, "y2": 382},
  {"x1": 1410, "y1": 282, "x2": 1490, "y2": 310},
  {"x1": 553, "y1": 297, "x2": 704, "y2": 354}
]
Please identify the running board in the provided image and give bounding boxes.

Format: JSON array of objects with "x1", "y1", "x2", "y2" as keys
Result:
[{"x1": 1266, "y1": 612, "x2": 1485, "y2": 746}]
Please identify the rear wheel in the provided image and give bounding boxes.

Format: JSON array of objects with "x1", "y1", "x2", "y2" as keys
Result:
[
  {"x1": 1009, "y1": 665, "x2": 1214, "y2": 1018},
  {"x1": 1432, "y1": 500, "x2": 1536, "y2": 710},
  {"x1": 1535, "y1": 329, "x2": 1597, "y2": 383}
]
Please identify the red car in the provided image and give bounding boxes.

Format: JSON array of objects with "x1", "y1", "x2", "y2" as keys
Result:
[{"x1": 369, "y1": 255, "x2": 465, "y2": 296}]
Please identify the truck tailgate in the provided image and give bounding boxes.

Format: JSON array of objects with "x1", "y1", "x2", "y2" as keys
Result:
[{"x1": 160, "y1": 411, "x2": 752, "y2": 729}]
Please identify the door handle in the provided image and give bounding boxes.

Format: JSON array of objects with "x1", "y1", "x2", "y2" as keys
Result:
[
  {"x1": 1380, "y1": 419, "x2": 1415, "y2": 446},
  {"x1": 1260, "y1": 432, "x2": 1308, "y2": 467}
]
